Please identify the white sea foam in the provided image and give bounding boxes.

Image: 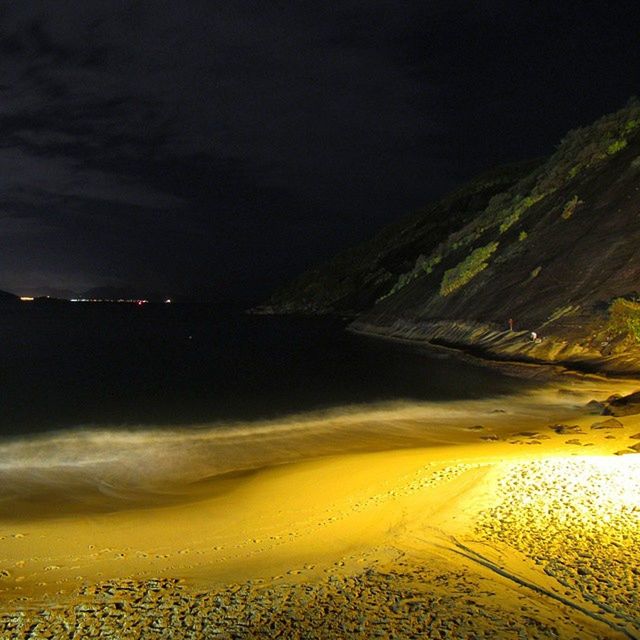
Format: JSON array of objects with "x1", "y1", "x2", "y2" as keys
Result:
[{"x1": 0, "y1": 381, "x2": 608, "y2": 505}]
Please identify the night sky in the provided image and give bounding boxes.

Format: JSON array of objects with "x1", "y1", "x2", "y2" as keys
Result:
[{"x1": 1, "y1": 1, "x2": 639, "y2": 301}]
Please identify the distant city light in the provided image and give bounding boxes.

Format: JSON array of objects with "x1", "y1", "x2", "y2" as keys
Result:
[
  {"x1": 69, "y1": 298, "x2": 149, "y2": 304},
  {"x1": 19, "y1": 296, "x2": 34, "y2": 301},
  {"x1": 165, "y1": 299, "x2": 172, "y2": 304}
]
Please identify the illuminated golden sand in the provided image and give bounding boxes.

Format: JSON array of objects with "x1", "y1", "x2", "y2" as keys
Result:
[{"x1": 1, "y1": 377, "x2": 640, "y2": 638}]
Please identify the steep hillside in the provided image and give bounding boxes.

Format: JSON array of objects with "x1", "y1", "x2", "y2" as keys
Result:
[
  {"x1": 260, "y1": 159, "x2": 542, "y2": 315},
  {"x1": 352, "y1": 100, "x2": 640, "y2": 373}
]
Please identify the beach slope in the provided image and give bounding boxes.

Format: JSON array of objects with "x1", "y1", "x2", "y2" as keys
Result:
[{"x1": 1, "y1": 381, "x2": 640, "y2": 638}]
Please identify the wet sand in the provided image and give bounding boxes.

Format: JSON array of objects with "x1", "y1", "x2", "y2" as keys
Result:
[{"x1": 1, "y1": 375, "x2": 640, "y2": 638}]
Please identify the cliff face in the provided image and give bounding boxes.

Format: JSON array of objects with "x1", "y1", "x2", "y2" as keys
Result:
[
  {"x1": 269, "y1": 100, "x2": 640, "y2": 373},
  {"x1": 353, "y1": 101, "x2": 640, "y2": 373},
  {"x1": 262, "y1": 159, "x2": 542, "y2": 315}
]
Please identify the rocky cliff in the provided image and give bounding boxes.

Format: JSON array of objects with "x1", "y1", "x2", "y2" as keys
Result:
[
  {"x1": 269, "y1": 100, "x2": 640, "y2": 374},
  {"x1": 261, "y1": 159, "x2": 542, "y2": 315}
]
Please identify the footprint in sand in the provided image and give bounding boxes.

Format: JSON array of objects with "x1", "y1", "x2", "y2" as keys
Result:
[{"x1": 178, "y1": 549, "x2": 190, "y2": 555}]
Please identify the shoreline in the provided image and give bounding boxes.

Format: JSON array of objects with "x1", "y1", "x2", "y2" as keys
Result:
[
  {"x1": 347, "y1": 318, "x2": 640, "y2": 383},
  {"x1": 247, "y1": 309, "x2": 640, "y2": 380}
]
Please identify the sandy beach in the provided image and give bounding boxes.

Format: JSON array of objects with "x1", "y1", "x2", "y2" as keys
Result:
[{"x1": 1, "y1": 374, "x2": 640, "y2": 639}]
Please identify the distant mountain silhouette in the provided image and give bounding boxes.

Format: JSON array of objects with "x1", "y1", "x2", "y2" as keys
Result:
[{"x1": 0, "y1": 289, "x2": 18, "y2": 301}]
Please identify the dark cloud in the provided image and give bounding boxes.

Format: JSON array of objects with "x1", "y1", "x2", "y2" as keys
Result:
[{"x1": 0, "y1": 1, "x2": 639, "y2": 299}]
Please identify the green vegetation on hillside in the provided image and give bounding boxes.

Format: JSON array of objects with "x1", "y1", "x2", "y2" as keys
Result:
[
  {"x1": 498, "y1": 194, "x2": 545, "y2": 234},
  {"x1": 267, "y1": 99, "x2": 640, "y2": 331},
  {"x1": 440, "y1": 242, "x2": 499, "y2": 296},
  {"x1": 378, "y1": 253, "x2": 443, "y2": 301},
  {"x1": 553, "y1": 102, "x2": 639, "y2": 183},
  {"x1": 267, "y1": 159, "x2": 541, "y2": 313},
  {"x1": 561, "y1": 195, "x2": 583, "y2": 220},
  {"x1": 377, "y1": 99, "x2": 640, "y2": 305},
  {"x1": 609, "y1": 298, "x2": 640, "y2": 343}
]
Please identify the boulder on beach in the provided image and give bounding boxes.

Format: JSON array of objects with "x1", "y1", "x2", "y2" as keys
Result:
[
  {"x1": 604, "y1": 390, "x2": 640, "y2": 416},
  {"x1": 585, "y1": 400, "x2": 606, "y2": 415},
  {"x1": 590, "y1": 418, "x2": 624, "y2": 430},
  {"x1": 548, "y1": 424, "x2": 583, "y2": 435}
]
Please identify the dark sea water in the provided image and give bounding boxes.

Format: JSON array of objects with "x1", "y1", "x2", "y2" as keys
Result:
[{"x1": 0, "y1": 302, "x2": 535, "y2": 439}]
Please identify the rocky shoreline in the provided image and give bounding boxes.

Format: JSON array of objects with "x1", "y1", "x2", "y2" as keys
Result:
[{"x1": 349, "y1": 317, "x2": 640, "y2": 377}]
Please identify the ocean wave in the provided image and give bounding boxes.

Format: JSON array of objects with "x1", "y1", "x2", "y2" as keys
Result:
[{"x1": 0, "y1": 382, "x2": 612, "y2": 511}]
